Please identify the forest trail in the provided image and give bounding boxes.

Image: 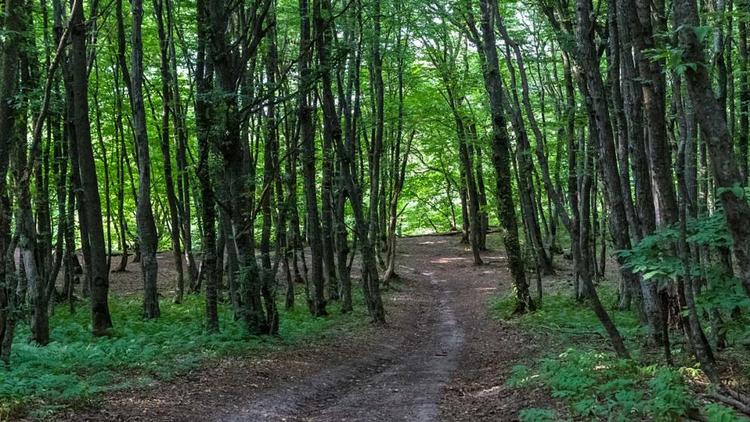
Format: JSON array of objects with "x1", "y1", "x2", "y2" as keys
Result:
[
  {"x1": 61, "y1": 235, "x2": 554, "y2": 421},
  {"x1": 224, "y1": 242, "x2": 465, "y2": 421}
]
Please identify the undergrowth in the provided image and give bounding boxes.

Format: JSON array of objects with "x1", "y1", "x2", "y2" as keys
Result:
[
  {"x1": 492, "y1": 286, "x2": 643, "y2": 344},
  {"x1": 493, "y1": 291, "x2": 750, "y2": 421},
  {"x1": 0, "y1": 292, "x2": 370, "y2": 420}
]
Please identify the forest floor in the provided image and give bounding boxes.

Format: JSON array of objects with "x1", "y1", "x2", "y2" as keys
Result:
[{"x1": 54, "y1": 234, "x2": 565, "y2": 421}]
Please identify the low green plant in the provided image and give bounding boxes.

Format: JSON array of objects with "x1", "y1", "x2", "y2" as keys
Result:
[
  {"x1": 496, "y1": 287, "x2": 750, "y2": 421},
  {"x1": 491, "y1": 288, "x2": 642, "y2": 341},
  {"x1": 0, "y1": 292, "x2": 370, "y2": 419},
  {"x1": 508, "y1": 348, "x2": 746, "y2": 421}
]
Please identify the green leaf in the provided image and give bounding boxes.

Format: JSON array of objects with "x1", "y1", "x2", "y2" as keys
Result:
[{"x1": 692, "y1": 25, "x2": 713, "y2": 43}]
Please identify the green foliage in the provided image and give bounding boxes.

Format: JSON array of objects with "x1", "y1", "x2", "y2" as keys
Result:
[
  {"x1": 644, "y1": 45, "x2": 698, "y2": 76},
  {"x1": 618, "y1": 211, "x2": 733, "y2": 280},
  {"x1": 0, "y1": 294, "x2": 369, "y2": 419},
  {"x1": 509, "y1": 348, "x2": 747, "y2": 421},
  {"x1": 491, "y1": 288, "x2": 641, "y2": 339},
  {"x1": 705, "y1": 403, "x2": 750, "y2": 422},
  {"x1": 498, "y1": 292, "x2": 750, "y2": 421},
  {"x1": 619, "y1": 211, "x2": 750, "y2": 346}
]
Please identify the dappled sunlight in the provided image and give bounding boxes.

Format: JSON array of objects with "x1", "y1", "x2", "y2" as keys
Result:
[
  {"x1": 390, "y1": 294, "x2": 420, "y2": 303},
  {"x1": 418, "y1": 240, "x2": 449, "y2": 245},
  {"x1": 472, "y1": 385, "x2": 504, "y2": 398},
  {"x1": 430, "y1": 256, "x2": 468, "y2": 264}
]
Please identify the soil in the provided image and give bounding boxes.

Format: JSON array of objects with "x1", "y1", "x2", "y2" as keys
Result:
[{"x1": 54, "y1": 234, "x2": 562, "y2": 421}]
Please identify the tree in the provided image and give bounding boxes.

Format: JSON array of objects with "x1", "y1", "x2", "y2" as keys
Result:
[
  {"x1": 299, "y1": 0, "x2": 326, "y2": 316},
  {"x1": 195, "y1": 0, "x2": 218, "y2": 332},
  {"x1": 70, "y1": 0, "x2": 112, "y2": 335},
  {"x1": 675, "y1": 0, "x2": 750, "y2": 301},
  {"x1": 469, "y1": 0, "x2": 534, "y2": 313},
  {"x1": 0, "y1": 0, "x2": 25, "y2": 365},
  {"x1": 154, "y1": 0, "x2": 186, "y2": 304},
  {"x1": 130, "y1": 0, "x2": 161, "y2": 319}
]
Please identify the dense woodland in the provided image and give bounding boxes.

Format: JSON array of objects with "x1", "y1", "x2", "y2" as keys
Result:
[{"x1": 2, "y1": 0, "x2": 750, "y2": 418}]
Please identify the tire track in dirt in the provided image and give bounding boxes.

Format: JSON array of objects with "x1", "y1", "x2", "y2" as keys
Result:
[{"x1": 222, "y1": 263, "x2": 465, "y2": 422}]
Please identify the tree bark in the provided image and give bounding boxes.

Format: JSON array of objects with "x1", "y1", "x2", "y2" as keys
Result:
[
  {"x1": 675, "y1": 0, "x2": 750, "y2": 299},
  {"x1": 70, "y1": 0, "x2": 113, "y2": 335},
  {"x1": 195, "y1": 0, "x2": 218, "y2": 332},
  {"x1": 154, "y1": 0, "x2": 185, "y2": 304},
  {"x1": 129, "y1": 0, "x2": 160, "y2": 319},
  {"x1": 472, "y1": 0, "x2": 534, "y2": 313},
  {"x1": 299, "y1": 0, "x2": 327, "y2": 316}
]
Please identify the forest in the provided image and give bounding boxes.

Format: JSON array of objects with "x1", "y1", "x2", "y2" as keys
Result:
[{"x1": 1, "y1": 0, "x2": 750, "y2": 419}]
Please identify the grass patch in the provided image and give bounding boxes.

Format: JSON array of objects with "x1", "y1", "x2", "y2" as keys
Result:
[
  {"x1": 491, "y1": 287, "x2": 642, "y2": 343},
  {"x1": 0, "y1": 292, "x2": 372, "y2": 419}
]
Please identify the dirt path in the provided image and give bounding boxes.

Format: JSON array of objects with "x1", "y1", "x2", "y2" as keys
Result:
[
  {"x1": 58, "y1": 235, "x2": 556, "y2": 421},
  {"x1": 227, "y1": 260, "x2": 465, "y2": 422}
]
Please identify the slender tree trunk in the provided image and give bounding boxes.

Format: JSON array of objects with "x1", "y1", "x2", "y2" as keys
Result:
[
  {"x1": 676, "y1": 109, "x2": 719, "y2": 382},
  {"x1": 313, "y1": 0, "x2": 339, "y2": 300},
  {"x1": 740, "y1": 2, "x2": 749, "y2": 180},
  {"x1": 195, "y1": 0, "x2": 218, "y2": 332},
  {"x1": 299, "y1": 0, "x2": 326, "y2": 316},
  {"x1": 129, "y1": 0, "x2": 160, "y2": 319},
  {"x1": 369, "y1": 0, "x2": 385, "y2": 258},
  {"x1": 69, "y1": 0, "x2": 112, "y2": 334},
  {"x1": 261, "y1": 9, "x2": 280, "y2": 334},
  {"x1": 471, "y1": 0, "x2": 533, "y2": 313},
  {"x1": 495, "y1": 17, "x2": 554, "y2": 275},
  {"x1": 573, "y1": 0, "x2": 633, "y2": 358},
  {"x1": 676, "y1": 0, "x2": 750, "y2": 299},
  {"x1": 166, "y1": 0, "x2": 198, "y2": 289},
  {"x1": 154, "y1": 0, "x2": 185, "y2": 304},
  {"x1": 447, "y1": 92, "x2": 482, "y2": 264}
]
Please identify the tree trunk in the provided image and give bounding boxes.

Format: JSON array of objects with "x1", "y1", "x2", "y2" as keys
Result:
[
  {"x1": 675, "y1": 0, "x2": 750, "y2": 299},
  {"x1": 369, "y1": 0, "x2": 385, "y2": 258},
  {"x1": 574, "y1": 0, "x2": 633, "y2": 358},
  {"x1": 166, "y1": 0, "x2": 198, "y2": 289},
  {"x1": 472, "y1": 0, "x2": 534, "y2": 313},
  {"x1": 740, "y1": 1, "x2": 749, "y2": 180},
  {"x1": 70, "y1": 0, "x2": 112, "y2": 335},
  {"x1": 299, "y1": 0, "x2": 326, "y2": 316},
  {"x1": 130, "y1": 0, "x2": 160, "y2": 319},
  {"x1": 154, "y1": 0, "x2": 185, "y2": 304},
  {"x1": 0, "y1": 0, "x2": 25, "y2": 363},
  {"x1": 207, "y1": 0, "x2": 272, "y2": 334},
  {"x1": 195, "y1": 0, "x2": 218, "y2": 332},
  {"x1": 313, "y1": 0, "x2": 339, "y2": 300},
  {"x1": 261, "y1": 10, "x2": 280, "y2": 334}
]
